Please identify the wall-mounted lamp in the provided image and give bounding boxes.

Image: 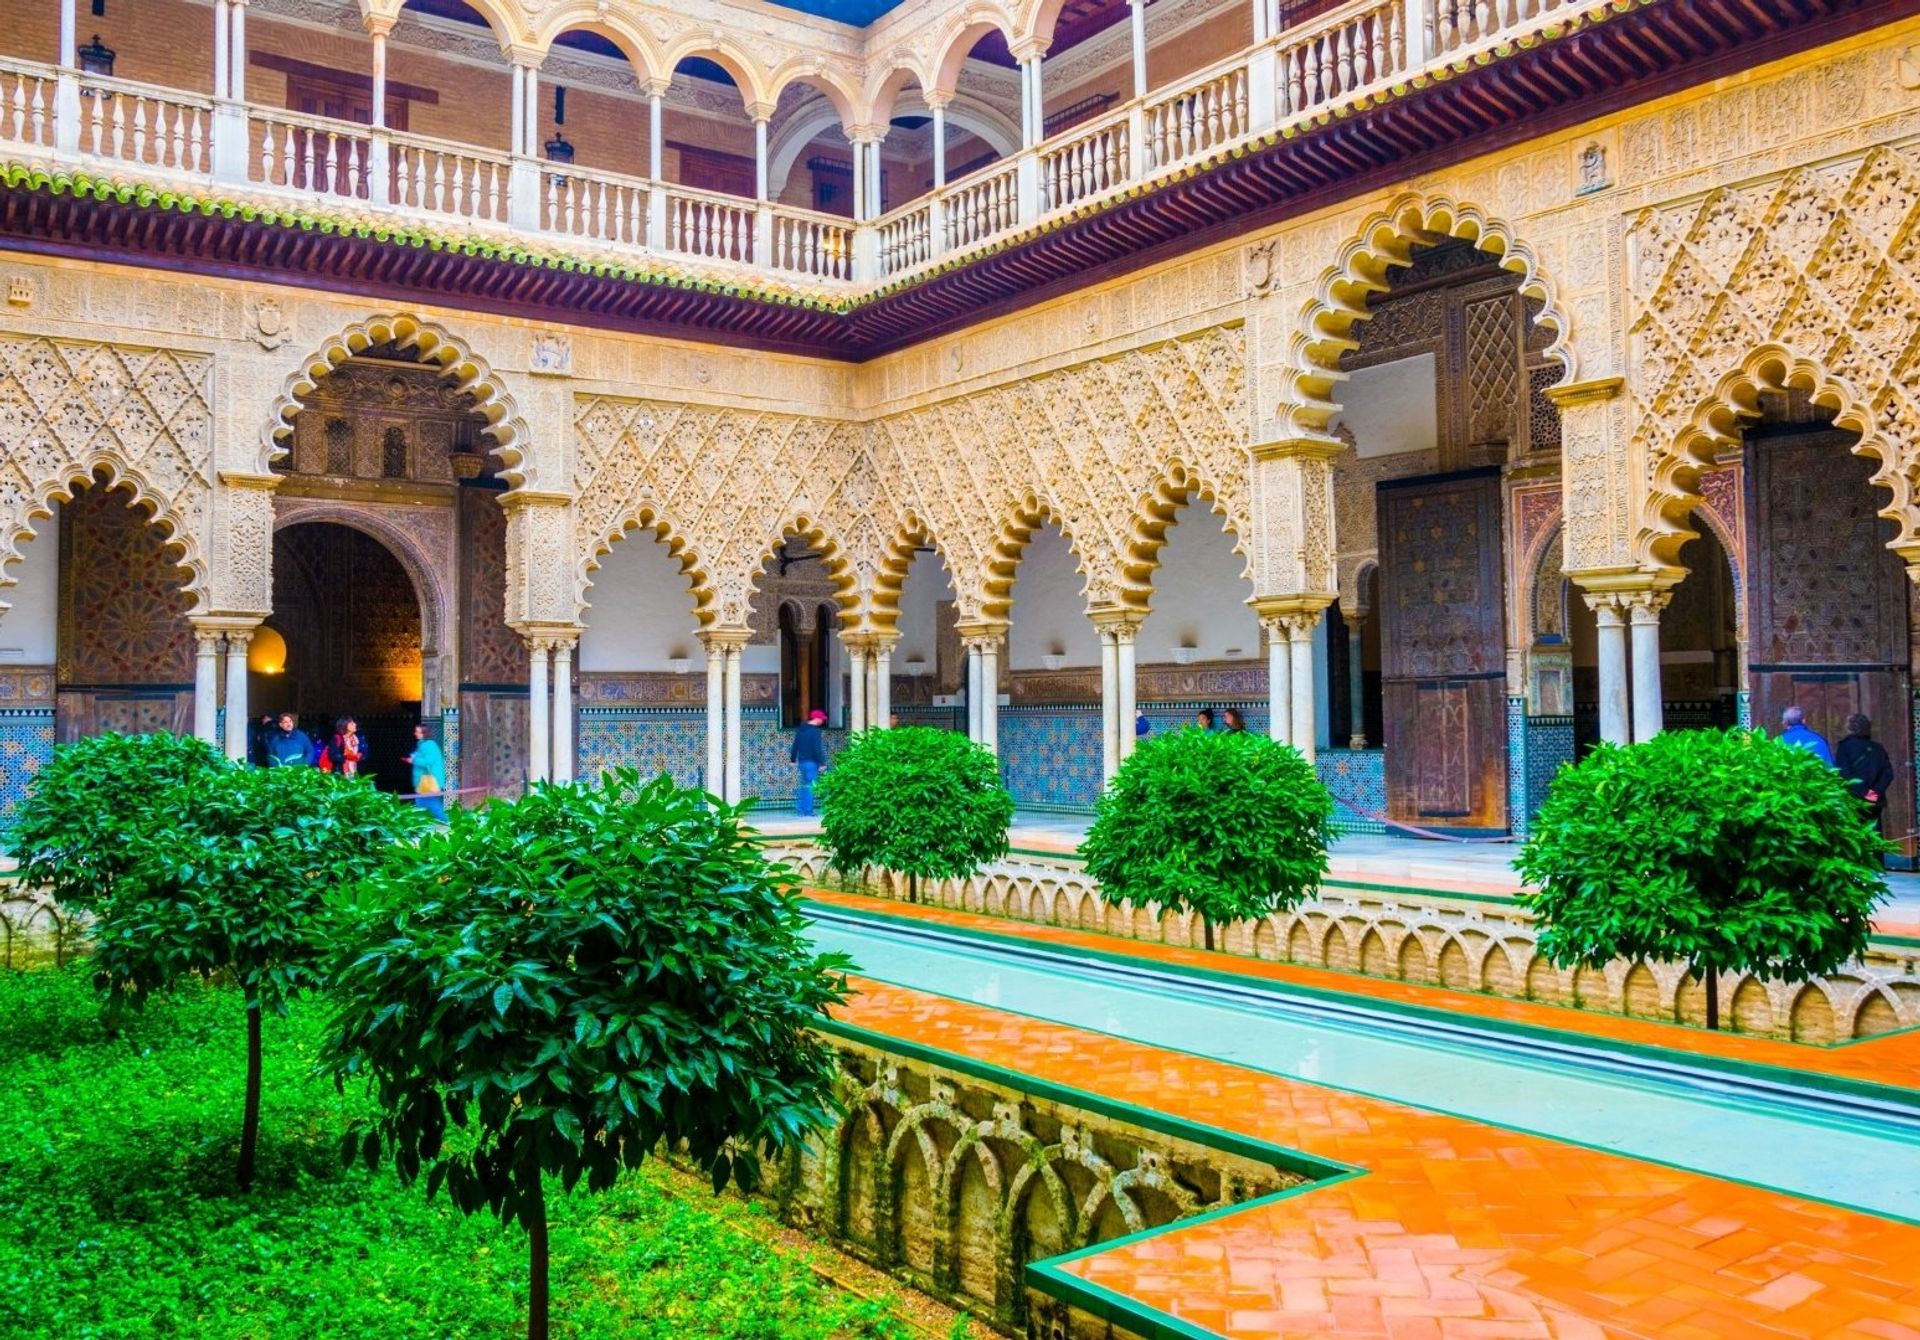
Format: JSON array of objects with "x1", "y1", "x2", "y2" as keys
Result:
[
  {"x1": 78, "y1": 34, "x2": 115, "y2": 81},
  {"x1": 544, "y1": 85, "x2": 574, "y2": 163},
  {"x1": 1042, "y1": 653, "x2": 1065, "y2": 672},
  {"x1": 666, "y1": 654, "x2": 691, "y2": 675},
  {"x1": 903, "y1": 656, "x2": 929, "y2": 675},
  {"x1": 1171, "y1": 647, "x2": 1195, "y2": 666}
]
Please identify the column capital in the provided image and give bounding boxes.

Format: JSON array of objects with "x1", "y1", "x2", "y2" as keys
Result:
[
  {"x1": 954, "y1": 618, "x2": 1010, "y2": 645},
  {"x1": 1251, "y1": 434, "x2": 1348, "y2": 463},
  {"x1": 846, "y1": 123, "x2": 887, "y2": 145},
  {"x1": 923, "y1": 90, "x2": 954, "y2": 111},
  {"x1": 190, "y1": 614, "x2": 265, "y2": 638},
  {"x1": 744, "y1": 100, "x2": 777, "y2": 124},
  {"x1": 1009, "y1": 38, "x2": 1052, "y2": 63},
  {"x1": 696, "y1": 626, "x2": 753, "y2": 653},
  {"x1": 1621, "y1": 589, "x2": 1672, "y2": 621},
  {"x1": 1087, "y1": 609, "x2": 1144, "y2": 637},
  {"x1": 643, "y1": 76, "x2": 673, "y2": 99},
  {"x1": 503, "y1": 44, "x2": 545, "y2": 70},
  {"x1": 1250, "y1": 594, "x2": 1334, "y2": 621},
  {"x1": 1543, "y1": 375, "x2": 1625, "y2": 409},
  {"x1": 361, "y1": 11, "x2": 398, "y2": 38}
]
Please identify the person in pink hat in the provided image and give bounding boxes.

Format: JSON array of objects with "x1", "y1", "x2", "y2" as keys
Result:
[{"x1": 790, "y1": 708, "x2": 830, "y2": 816}]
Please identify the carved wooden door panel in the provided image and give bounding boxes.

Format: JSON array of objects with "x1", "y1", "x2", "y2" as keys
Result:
[
  {"x1": 1747, "y1": 428, "x2": 1912, "y2": 839},
  {"x1": 1378, "y1": 469, "x2": 1509, "y2": 830}
]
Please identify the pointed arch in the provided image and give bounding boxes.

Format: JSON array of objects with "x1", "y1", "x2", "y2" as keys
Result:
[
  {"x1": 577, "y1": 502, "x2": 718, "y2": 628},
  {"x1": 1122, "y1": 460, "x2": 1252, "y2": 611},
  {"x1": 868, "y1": 512, "x2": 951, "y2": 633},
  {"x1": 1283, "y1": 193, "x2": 1575, "y2": 443},
  {"x1": 263, "y1": 313, "x2": 534, "y2": 489},
  {"x1": 1639, "y1": 344, "x2": 1895, "y2": 570},
  {"x1": 982, "y1": 496, "x2": 1093, "y2": 622},
  {"x1": 2, "y1": 460, "x2": 209, "y2": 614},
  {"x1": 748, "y1": 514, "x2": 861, "y2": 619}
]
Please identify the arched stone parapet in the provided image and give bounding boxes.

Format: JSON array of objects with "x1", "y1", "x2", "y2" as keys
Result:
[
  {"x1": 263, "y1": 313, "x2": 535, "y2": 490},
  {"x1": 0, "y1": 334, "x2": 216, "y2": 615},
  {"x1": 1624, "y1": 146, "x2": 1920, "y2": 573}
]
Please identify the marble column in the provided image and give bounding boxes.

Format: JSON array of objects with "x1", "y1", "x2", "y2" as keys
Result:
[
  {"x1": 550, "y1": 636, "x2": 575, "y2": 784},
  {"x1": 965, "y1": 642, "x2": 983, "y2": 742},
  {"x1": 1627, "y1": 591, "x2": 1669, "y2": 745},
  {"x1": 1347, "y1": 619, "x2": 1367, "y2": 749},
  {"x1": 1264, "y1": 617, "x2": 1291, "y2": 744},
  {"x1": 1128, "y1": 0, "x2": 1148, "y2": 97},
  {"x1": 369, "y1": 30, "x2": 387, "y2": 127},
  {"x1": 526, "y1": 637, "x2": 550, "y2": 785},
  {"x1": 723, "y1": 642, "x2": 743, "y2": 803},
  {"x1": 849, "y1": 644, "x2": 869, "y2": 733},
  {"x1": 214, "y1": 0, "x2": 230, "y2": 100},
  {"x1": 1589, "y1": 595, "x2": 1630, "y2": 746},
  {"x1": 978, "y1": 637, "x2": 1001, "y2": 755},
  {"x1": 701, "y1": 634, "x2": 725, "y2": 797},
  {"x1": 223, "y1": 629, "x2": 252, "y2": 762},
  {"x1": 1288, "y1": 612, "x2": 1318, "y2": 763},
  {"x1": 754, "y1": 117, "x2": 769, "y2": 201},
  {"x1": 229, "y1": 0, "x2": 248, "y2": 101},
  {"x1": 192, "y1": 629, "x2": 222, "y2": 745},
  {"x1": 1099, "y1": 627, "x2": 1120, "y2": 781},
  {"x1": 1115, "y1": 621, "x2": 1139, "y2": 762},
  {"x1": 874, "y1": 641, "x2": 893, "y2": 727}
]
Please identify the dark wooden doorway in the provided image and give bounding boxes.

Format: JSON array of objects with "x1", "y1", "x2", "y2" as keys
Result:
[
  {"x1": 1745, "y1": 425, "x2": 1912, "y2": 841},
  {"x1": 1377, "y1": 469, "x2": 1509, "y2": 830}
]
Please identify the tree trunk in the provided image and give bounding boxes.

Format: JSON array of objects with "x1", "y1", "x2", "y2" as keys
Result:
[
  {"x1": 239, "y1": 998, "x2": 263, "y2": 1192},
  {"x1": 908, "y1": 870, "x2": 917, "y2": 905},
  {"x1": 1704, "y1": 969, "x2": 1720, "y2": 1031},
  {"x1": 1203, "y1": 917, "x2": 1215, "y2": 952},
  {"x1": 528, "y1": 1178, "x2": 550, "y2": 1340}
]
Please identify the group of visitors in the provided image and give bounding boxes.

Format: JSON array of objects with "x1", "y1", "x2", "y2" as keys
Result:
[
  {"x1": 1779, "y1": 705, "x2": 1895, "y2": 823},
  {"x1": 1191, "y1": 707, "x2": 1250, "y2": 733},
  {"x1": 250, "y1": 712, "x2": 448, "y2": 819}
]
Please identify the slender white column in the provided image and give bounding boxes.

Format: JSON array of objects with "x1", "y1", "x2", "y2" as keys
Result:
[
  {"x1": 867, "y1": 141, "x2": 883, "y2": 216},
  {"x1": 1347, "y1": 621, "x2": 1367, "y2": 749},
  {"x1": 979, "y1": 641, "x2": 1000, "y2": 755},
  {"x1": 193, "y1": 631, "x2": 222, "y2": 744},
  {"x1": 1030, "y1": 58, "x2": 1044, "y2": 141},
  {"x1": 524, "y1": 65, "x2": 541, "y2": 156},
  {"x1": 370, "y1": 32, "x2": 388, "y2": 129},
  {"x1": 551, "y1": 639, "x2": 574, "y2": 783},
  {"x1": 229, "y1": 0, "x2": 248, "y2": 102},
  {"x1": 1099, "y1": 628, "x2": 1119, "y2": 781},
  {"x1": 224, "y1": 631, "x2": 252, "y2": 761},
  {"x1": 931, "y1": 103, "x2": 947, "y2": 188},
  {"x1": 213, "y1": 0, "x2": 231, "y2": 99},
  {"x1": 875, "y1": 645, "x2": 892, "y2": 727},
  {"x1": 704, "y1": 643, "x2": 724, "y2": 795},
  {"x1": 850, "y1": 140, "x2": 867, "y2": 222},
  {"x1": 1266, "y1": 618, "x2": 1291, "y2": 743},
  {"x1": 1289, "y1": 615, "x2": 1317, "y2": 763},
  {"x1": 1591, "y1": 596, "x2": 1630, "y2": 746},
  {"x1": 754, "y1": 118, "x2": 769, "y2": 200},
  {"x1": 648, "y1": 93, "x2": 664, "y2": 179},
  {"x1": 1628, "y1": 593, "x2": 1667, "y2": 744},
  {"x1": 510, "y1": 65, "x2": 526, "y2": 159},
  {"x1": 59, "y1": 0, "x2": 77, "y2": 68},
  {"x1": 849, "y1": 647, "x2": 868, "y2": 733},
  {"x1": 1253, "y1": 0, "x2": 1271, "y2": 44},
  {"x1": 966, "y1": 643, "x2": 985, "y2": 741},
  {"x1": 526, "y1": 639, "x2": 550, "y2": 784},
  {"x1": 723, "y1": 645, "x2": 743, "y2": 803},
  {"x1": 1129, "y1": 0, "x2": 1148, "y2": 97},
  {"x1": 1116, "y1": 625, "x2": 1138, "y2": 762}
]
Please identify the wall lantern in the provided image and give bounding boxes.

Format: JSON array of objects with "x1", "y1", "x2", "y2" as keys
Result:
[
  {"x1": 544, "y1": 133, "x2": 575, "y2": 165},
  {"x1": 666, "y1": 655, "x2": 691, "y2": 675},
  {"x1": 78, "y1": 34, "x2": 116, "y2": 81}
]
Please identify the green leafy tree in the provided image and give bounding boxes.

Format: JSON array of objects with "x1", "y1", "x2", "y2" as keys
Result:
[
  {"x1": 1516, "y1": 728, "x2": 1888, "y2": 1030},
  {"x1": 1082, "y1": 727, "x2": 1336, "y2": 951},
  {"x1": 323, "y1": 771, "x2": 852, "y2": 1340},
  {"x1": 90, "y1": 765, "x2": 425, "y2": 1189},
  {"x1": 10, "y1": 730, "x2": 227, "y2": 909},
  {"x1": 815, "y1": 726, "x2": 1014, "y2": 902}
]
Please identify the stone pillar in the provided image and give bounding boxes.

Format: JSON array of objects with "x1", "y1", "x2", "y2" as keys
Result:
[
  {"x1": 754, "y1": 116, "x2": 769, "y2": 201},
  {"x1": 229, "y1": 0, "x2": 248, "y2": 102},
  {"x1": 978, "y1": 635, "x2": 1002, "y2": 755},
  {"x1": 223, "y1": 629, "x2": 252, "y2": 761},
  {"x1": 1099, "y1": 627, "x2": 1120, "y2": 781},
  {"x1": 213, "y1": 0, "x2": 231, "y2": 100},
  {"x1": 1129, "y1": 0, "x2": 1149, "y2": 96},
  {"x1": 192, "y1": 627, "x2": 223, "y2": 745},
  {"x1": 1262, "y1": 616, "x2": 1291, "y2": 743},
  {"x1": 849, "y1": 642, "x2": 869, "y2": 733},
  {"x1": 723, "y1": 641, "x2": 744, "y2": 804},
  {"x1": 1287, "y1": 612, "x2": 1319, "y2": 762},
  {"x1": 1588, "y1": 594, "x2": 1630, "y2": 746},
  {"x1": 874, "y1": 640, "x2": 893, "y2": 727},
  {"x1": 1115, "y1": 623, "x2": 1139, "y2": 763},
  {"x1": 930, "y1": 99, "x2": 947, "y2": 188},
  {"x1": 965, "y1": 641, "x2": 983, "y2": 742},
  {"x1": 369, "y1": 28, "x2": 388, "y2": 128},
  {"x1": 1347, "y1": 618, "x2": 1367, "y2": 749},
  {"x1": 550, "y1": 635, "x2": 575, "y2": 784},
  {"x1": 700, "y1": 632, "x2": 726, "y2": 797},
  {"x1": 1626, "y1": 590, "x2": 1670, "y2": 744},
  {"x1": 526, "y1": 637, "x2": 550, "y2": 784}
]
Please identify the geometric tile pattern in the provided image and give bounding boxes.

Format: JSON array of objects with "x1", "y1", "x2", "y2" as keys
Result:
[{"x1": 0, "y1": 708, "x2": 56, "y2": 831}]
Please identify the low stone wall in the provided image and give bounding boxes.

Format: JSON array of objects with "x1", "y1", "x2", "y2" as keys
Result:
[
  {"x1": 771, "y1": 843, "x2": 1920, "y2": 1045},
  {"x1": 0, "y1": 885, "x2": 82, "y2": 968},
  {"x1": 780, "y1": 1027, "x2": 1308, "y2": 1339}
]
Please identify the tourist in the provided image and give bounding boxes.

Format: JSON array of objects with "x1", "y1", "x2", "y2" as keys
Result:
[
  {"x1": 791, "y1": 708, "x2": 829, "y2": 817},
  {"x1": 249, "y1": 713, "x2": 274, "y2": 767},
  {"x1": 263, "y1": 713, "x2": 313, "y2": 768},
  {"x1": 1835, "y1": 714, "x2": 1894, "y2": 823},
  {"x1": 404, "y1": 722, "x2": 447, "y2": 822},
  {"x1": 1222, "y1": 707, "x2": 1247, "y2": 733},
  {"x1": 1135, "y1": 709, "x2": 1150, "y2": 739},
  {"x1": 323, "y1": 717, "x2": 365, "y2": 778},
  {"x1": 1778, "y1": 705, "x2": 1834, "y2": 765},
  {"x1": 887, "y1": 712, "x2": 900, "y2": 729},
  {"x1": 1195, "y1": 708, "x2": 1215, "y2": 731}
]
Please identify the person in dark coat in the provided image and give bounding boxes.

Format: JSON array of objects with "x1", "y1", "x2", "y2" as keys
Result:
[
  {"x1": 1835, "y1": 713, "x2": 1895, "y2": 824},
  {"x1": 790, "y1": 708, "x2": 829, "y2": 817},
  {"x1": 263, "y1": 713, "x2": 313, "y2": 768}
]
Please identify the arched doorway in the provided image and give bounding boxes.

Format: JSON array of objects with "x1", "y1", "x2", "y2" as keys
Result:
[{"x1": 260, "y1": 522, "x2": 424, "y2": 790}]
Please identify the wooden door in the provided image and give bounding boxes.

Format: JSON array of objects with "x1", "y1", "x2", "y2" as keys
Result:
[
  {"x1": 284, "y1": 73, "x2": 406, "y2": 198},
  {"x1": 1746, "y1": 427, "x2": 1912, "y2": 839},
  {"x1": 1378, "y1": 469, "x2": 1509, "y2": 830}
]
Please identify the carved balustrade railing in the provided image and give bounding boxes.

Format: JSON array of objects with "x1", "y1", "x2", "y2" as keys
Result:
[{"x1": 0, "y1": 0, "x2": 1619, "y2": 288}]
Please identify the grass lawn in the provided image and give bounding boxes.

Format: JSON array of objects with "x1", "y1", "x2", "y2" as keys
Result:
[{"x1": 0, "y1": 966, "x2": 925, "y2": 1340}]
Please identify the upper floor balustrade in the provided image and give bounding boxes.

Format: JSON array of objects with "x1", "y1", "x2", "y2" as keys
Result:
[{"x1": 0, "y1": 0, "x2": 1604, "y2": 293}]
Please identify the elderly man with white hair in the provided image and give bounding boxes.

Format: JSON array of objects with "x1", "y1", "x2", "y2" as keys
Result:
[{"x1": 1778, "y1": 704, "x2": 1835, "y2": 766}]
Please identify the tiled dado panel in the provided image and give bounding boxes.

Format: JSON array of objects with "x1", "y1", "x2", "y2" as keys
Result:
[
  {"x1": 1317, "y1": 749, "x2": 1386, "y2": 835},
  {"x1": 999, "y1": 705, "x2": 1103, "y2": 812},
  {"x1": 574, "y1": 707, "x2": 847, "y2": 806},
  {"x1": 0, "y1": 708, "x2": 56, "y2": 833}
]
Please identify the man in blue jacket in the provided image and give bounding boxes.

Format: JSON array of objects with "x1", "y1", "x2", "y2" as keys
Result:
[
  {"x1": 263, "y1": 713, "x2": 313, "y2": 768},
  {"x1": 1778, "y1": 705, "x2": 1834, "y2": 766},
  {"x1": 790, "y1": 709, "x2": 829, "y2": 817}
]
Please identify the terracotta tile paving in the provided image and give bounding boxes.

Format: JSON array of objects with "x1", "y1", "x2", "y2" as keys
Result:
[
  {"x1": 805, "y1": 888, "x2": 1920, "y2": 1094},
  {"x1": 832, "y1": 969, "x2": 1920, "y2": 1340}
]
